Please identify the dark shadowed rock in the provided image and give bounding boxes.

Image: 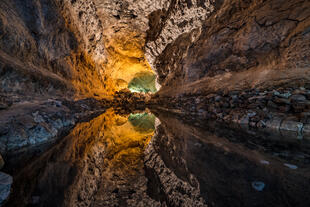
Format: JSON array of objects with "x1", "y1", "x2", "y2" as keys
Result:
[{"x1": 0, "y1": 172, "x2": 12, "y2": 205}]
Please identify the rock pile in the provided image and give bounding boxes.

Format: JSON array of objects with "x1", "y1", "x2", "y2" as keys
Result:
[
  {"x1": 113, "y1": 89, "x2": 149, "y2": 107},
  {"x1": 152, "y1": 86, "x2": 310, "y2": 139},
  {"x1": 0, "y1": 97, "x2": 109, "y2": 159}
]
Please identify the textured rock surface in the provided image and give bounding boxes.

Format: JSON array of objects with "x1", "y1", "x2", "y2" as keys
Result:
[
  {"x1": 0, "y1": 97, "x2": 109, "y2": 157},
  {"x1": 0, "y1": 0, "x2": 107, "y2": 98},
  {"x1": 1, "y1": 0, "x2": 310, "y2": 98},
  {"x1": 154, "y1": 0, "x2": 310, "y2": 94},
  {"x1": 150, "y1": 86, "x2": 310, "y2": 140},
  {"x1": 0, "y1": 172, "x2": 12, "y2": 205}
]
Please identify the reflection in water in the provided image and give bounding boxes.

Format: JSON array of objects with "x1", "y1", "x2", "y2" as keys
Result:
[
  {"x1": 6, "y1": 109, "x2": 155, "y2": 207},
  {"x1": 4, "y1": 109, "x2": 310, "y2": 207},
  {"x1": 148, "y1": 111, "x2": 310, "y2": 207}
]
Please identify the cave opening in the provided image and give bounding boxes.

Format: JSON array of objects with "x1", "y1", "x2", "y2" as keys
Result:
[
  {"x1": 103, "y1": 30, "x2": 160, "y2": 95},
  {"x1": 128, "y1": 72, "x2": 157, "y2": 93}
]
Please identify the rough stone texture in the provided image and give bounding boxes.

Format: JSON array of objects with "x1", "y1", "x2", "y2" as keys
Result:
[
  {"x1": 0, "y1": 97, "x2": 109, "y2": 157},
  {"x1": 0, "y1": 155, "x2": 3, "y2": 170},
  {"x1": 144, "y1": 129, "x2": 207, "y2": 207},
  {"x1": 150, "y1": 86, "x2": 310, "y2": 140},
  {"x1": 0, "y1": 172, "x2": 12, "y2": 205},
  {"x1": 154, "y1": 0, "x2": 310, "y2": 95},
  {"x1": 0, "y1": 0, "x2": 107, "y2": 98},
  {"x1": 0, "y1": 100, "x2": 75, "y2": 154},
  {"x1": 144, "y1": 0, "x2": 214, "y2": 69},
  {"x1": 5, "y1": 114, "x2": 107, "y2": 207}
]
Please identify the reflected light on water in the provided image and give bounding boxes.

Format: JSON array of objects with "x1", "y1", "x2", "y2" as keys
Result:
[{"x1": 101, "y1": 109, "x2": 155, "y2": 175}]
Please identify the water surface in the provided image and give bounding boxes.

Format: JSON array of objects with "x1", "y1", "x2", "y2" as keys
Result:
[{"x1": 4, "y1": 108, "x2": 310, "y2": 207}]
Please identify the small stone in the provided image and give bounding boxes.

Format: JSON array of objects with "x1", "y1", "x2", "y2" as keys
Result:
[
  {"x1": 280, "y1": 120, "x2": 303, "y2": 133},
  {"x1": 257, "y1": 120, "x2": 266, "y2": 128},
  {"x1": 273, "y1": 97, "x2": 291, "y2": 105},
  {"x1": 247, "y1": 110, "x2": 257, "y2": 118},
  {"x1": 267, "y1": 101, "x2": 278, "y2": 109},
  {"x1": 248, "y1": 96, "x2": 266, "y2": 102},
  {"x1": 32, "y1": 111, "x2": 44, "y2": 123},
  {"x1": 290, "y1": 94, "x2": 306, "y2": 102},
  {"x1": 206, "y1": 93, "x2": 216, "y2": 99},
  {"x1": 260, "y1": 160, "x2": 270, "y2": 165},
  {"x1": 292, "y1": 89, "x2": 306, "y2": 95},
  {"x1": 239, "y1": 116, "x2": 249, "y2": 125},
  {"x1": 32, "y1": 196, "x2": 40, "y2": 204},
  {"x1": 194, "y1": 143, "x2": 202, "y2": 148},
  {"x1": 252, "y1": 181, "x2": 265, "y2": 191},
  {"x1": 249, "y1": 121, "x2": 257, "y2": 127},
  {"x1": 303, "y1": 124, "x2": 310, "y2": 140},
  {"x1": 54, "y1": 100, "x2": 62, "y2": 107},
  {"x1": 284, "y1": 163, "x2": 298, "y2": 170},
  {"x1": 231, "y1": 95, "x2": 238, "y2": 101},
  {"x1": 278, "y1": 105, "x2": 291, "y2": 112},
  {"x1": 280, "y1": 92, "x2": 292, "y2": 99},
  {"x1": 214, "y1": 96, "x2": 222, "y2": 102},
  {"x1": 292, "y1": 102, "x2": 307, "y2": 112},
  {"x1": 274, "y1": 91, "x2": 291, "y2": 98}
]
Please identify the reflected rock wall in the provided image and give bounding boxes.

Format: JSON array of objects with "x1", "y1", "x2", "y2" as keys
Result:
[{"x1": 6, "y1": 109, "x2": 154, "y2": 207}]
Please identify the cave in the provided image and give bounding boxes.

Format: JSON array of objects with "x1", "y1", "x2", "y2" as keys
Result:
[{"x1": 0, "y1": 0, "x2": 310, "y2": 206}]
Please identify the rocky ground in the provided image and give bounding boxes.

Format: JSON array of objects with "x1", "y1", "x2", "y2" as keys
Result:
[
  {"x1": 151, "y1": 86, "x2": 310, "y2": 140},
  {"x1": 0, "y1": 97, "x2": 107, "y2": 205}
]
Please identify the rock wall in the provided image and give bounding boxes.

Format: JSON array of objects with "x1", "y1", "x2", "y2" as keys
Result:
[
  {"x1": 0, "y1": 0, "x2": 108, "y2": 98},
  {"x1": 1, "y1": 0, "x2": 309, "y2": 98},
  {"x1": 153, "y1": 0, "x2": 310, "y2": 94},
  {"x1": 148, "y1": 0, "x2": 310, "y2": 132}
]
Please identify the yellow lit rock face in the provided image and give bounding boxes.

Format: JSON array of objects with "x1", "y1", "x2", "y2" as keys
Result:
[
  {"x1": 103, "y1": 29, "x2": 155, "y2": 93},
  {"x1": 58, "y1": 0, "x2": 158, "y2": 97},
  {"x1": 65, "y1": 108, "x2": 154, "y2": 176},
  {"x1": 10, "y1": 108, "x2": 155, "y2": 206},
  {"x1": 65, "y1": 51, "x2": 110, "y2": 99},
  {"x1": 101, "y1": 108, "x2": 154, "y2": 175}
]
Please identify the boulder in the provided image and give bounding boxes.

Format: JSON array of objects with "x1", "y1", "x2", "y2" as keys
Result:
[
  {"x1": 0, "y1": 172, "x2": 12, "y2": 205},
  {"x1": 273, "y1": 97, "x2": 291, "y2": 105},
  {"x1": 290, "y1": 94, "x2": 307, "y2": 102},
  {"x1": 280, "y1": 120, "x2": 303, "y2": 139}
]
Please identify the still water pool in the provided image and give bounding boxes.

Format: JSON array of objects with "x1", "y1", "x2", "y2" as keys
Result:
[{"x1": 4, "y1": 108, "x2": 310, "y2": 207}]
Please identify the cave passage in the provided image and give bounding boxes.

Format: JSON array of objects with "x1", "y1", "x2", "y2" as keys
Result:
[
  {"x1": 128, "y1": 72, "x2": 157, "y2": 93},
  {"x1": 1, "y1": 0, "x2": 310, "y2": 206}
]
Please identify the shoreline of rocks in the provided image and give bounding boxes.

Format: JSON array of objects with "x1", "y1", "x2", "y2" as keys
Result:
[{"x1": 150, "y1": 87, "x2": 310, "y2": 140}]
